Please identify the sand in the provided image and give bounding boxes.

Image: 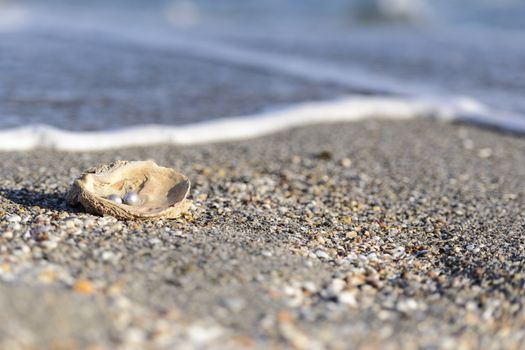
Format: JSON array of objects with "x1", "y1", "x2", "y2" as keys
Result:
[{"x1": 0, "y1": 119, "x2": 524, "y2": 349}]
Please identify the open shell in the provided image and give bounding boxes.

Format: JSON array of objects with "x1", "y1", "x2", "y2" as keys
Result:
[{"x1": 66, "y1": 160, "x2": 191, "y2": 220}]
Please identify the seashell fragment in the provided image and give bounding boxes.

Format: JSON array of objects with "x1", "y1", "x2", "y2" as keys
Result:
[{"x1": 66, "y1": 160, "x2": 191, "y2": 220}]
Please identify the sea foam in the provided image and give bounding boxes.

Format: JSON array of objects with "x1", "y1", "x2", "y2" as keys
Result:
[{"x1": 0, "y1": 95, "x2": 507, "y2": 151}]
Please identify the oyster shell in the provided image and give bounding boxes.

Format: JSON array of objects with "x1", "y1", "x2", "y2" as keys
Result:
[{"x1": 66, "y1": 160, "x2": 191, "y2": 220}]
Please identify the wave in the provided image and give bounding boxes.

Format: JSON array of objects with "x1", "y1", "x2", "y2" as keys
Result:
[
  {"x1": 1, "y1": 6, "x2": 524, "y2": 151},
  {"x1": 2, "y1": 95, "x2": 517, "y2": 151}
]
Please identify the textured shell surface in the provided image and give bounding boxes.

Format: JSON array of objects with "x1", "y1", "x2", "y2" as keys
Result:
[{"x1": 66, "y1": 160, "x2": 191, "y2": 220}]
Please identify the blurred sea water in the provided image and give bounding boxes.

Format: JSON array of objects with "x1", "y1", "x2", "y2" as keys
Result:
[{"x1": 0, "y1": 0, "x2": 524, "y2": 134}]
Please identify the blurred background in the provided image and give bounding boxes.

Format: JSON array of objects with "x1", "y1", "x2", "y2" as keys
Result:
[{"x1": 0, "y1": 0, "x2": 524, "y2": 132}]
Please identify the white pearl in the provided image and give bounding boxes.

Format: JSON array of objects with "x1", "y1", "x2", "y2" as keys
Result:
[
  {"x1": 123, "y1": 191, "x2": 140, "y2": 205},
  {"x1": 107, "y1": 194, "x2": 122, "y2": 204}
]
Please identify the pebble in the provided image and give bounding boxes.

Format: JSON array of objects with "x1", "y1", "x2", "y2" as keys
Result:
[
  {"x1": 341, "y1": 158, "x2": 352, "y2": 168},
  {"x1": 397, "y1": 299, "x2": 418, "y2": 313},
  {"x1": 41, "y1": 240, "x2": 58, "y2": 251},
  {"x1": 478, "y1": 148, "x2": 493, "y2": 158},
  {"x1": 73, "y1": 279, "x2": 95, "y2": 295},
  {"x1": 1, "y1": 230, "x2": 13, "y2": 239},
  {"x1": 338, "y1": 291, "x2": 357, "y2": 306},
  {"x1": 391, "y1": 246, "x2": 405, "y2": 259},
  {"x1": 31, "y1": 225, "x2": 52, "y2": 235},
  {"x1": 346, "y1": 231, "x2": 357, "y2": 238},
  {"x1": 326, "y1": 278, "x2": 346, "y2": 296},
  {"x1": 149, "y1": 238, "x2": 162, "y2": 247},
  {"x1": 261, "y1": 250, "x2": 273, "y2": 257},
  {"x1": 101, "y1": 251, "x2": 115, "y2": 261},
  {"x1": 315, "y1": 249, "x2": 331, "y2": 260},
  {"x1": 64, "y1": 218, "x2": 82, "y2": 229},
  {"x1": 6, "y1": 214, "x2": 21, "y2": 222},
  {"x1": 8, "y1": 222, "x2": 21, "y2": 231},
  {"x1": 186, "y1": 325, "x2": 223, "y2": 345},
  {"x1": 83, "y1": 218, "x2": 96, "y2": 228},
  {"x1": 124, "y1": 328, "x2": 147, "y2": 345},
  {"x1": 414, "y1": 250, "x2": 429, "y2": 258}
]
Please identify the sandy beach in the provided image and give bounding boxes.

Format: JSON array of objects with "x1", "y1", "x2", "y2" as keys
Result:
[
  {"x1": 2, "y1": 1, "x2": 525, "y2": 349},
  {"x1": 0, "y1": 119, "x2": 523, "y2": 349}
]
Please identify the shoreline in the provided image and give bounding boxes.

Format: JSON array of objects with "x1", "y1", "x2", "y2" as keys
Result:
[
  {"x1": 0, "y1": 94, "x2": 510, "y2": 152},
  {"x1": 0, "y1": 119, "x2": 524, "y2": 349}
]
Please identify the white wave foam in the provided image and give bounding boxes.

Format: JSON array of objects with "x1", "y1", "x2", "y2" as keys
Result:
[{"x1": 0, "y1": 95, "x2": 505, "y2": 152}]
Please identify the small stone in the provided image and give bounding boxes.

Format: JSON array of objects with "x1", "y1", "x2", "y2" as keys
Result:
[
  {"x1": 68, "y1": 229, "x2": 83, "y2": 236},
  {"x1": 6, "y1": 214, "x2": 21, "y2": 222},
  {"x1": 341, "y1": 158, "x2": 352, "y2": 168},
  {"x1": 397, "y1": 299, "x2": 418, "y2": 313},
  {"x1": 414, "y1": 249, "x2": 429, "y2": 258},
  {"x1": 149, "y1": 238, "x2": 162, "y2": 247},
  {"x1": 316, "y1": 150, "x2": 332, "y2": 160},
  {"x1": 315, "y1": 249, "x2": 331, "y2": 260},
  {"x1": 478, "y1": 148, "x2": 493, "y2": 158},
  {"x1": 64, "y1": 217, "x2": 82, "y2": 229},
  {"x1": 83, "y1": 218, "x2": 96, "y2": 228},
  {"x1": 391, "y1": 246, "x2": 406, "y2": 259},
  {"x1": 124, "y1": 328, "x2": 147, "y2": 345},
  {"x1": 8, "y1": 222, "x2": 21, "y2": 231},
  {"x1": 65, "y1": 220, "x2": 76, "y2": 229},
  {"x1": 187, "y1": 325, "x2": 222, "y2": 344},
  {"x1": 302, "y1": 282, "x2": 317, "y2": 294},
  {"x1": 41, "y1": 240, "x2": 58, "y2": 250},
  {"x1": 73, "y1": 279, "x2": 95, "y2": 294},
  {"x1": 261, "y1": 250, "x2": 273, "y2": 257},
  {"x1": 32, "y1": 225, "x2": 52, "y2": 235},
  {"x1": 346, "y1": 231, "x2": 357, "y2": 238},
  {"x1": 327, "y1": 278, "x2": 346, "y2": 296},
  {"x1": 0, "y1": 263, "x2": 11, "y2": 273},
  {"x1": 341, "y1": 217, "x2": 353, "y2": 225},
  {"x1": 39, "y1": 270, "x2": 59, "y2": 283},
  {"x1": 101, "y1": 251, "x2": 115, "y2": 261},
  {"x1": 2, "y1": 230, "x2": 13, "y2": 239},
  {"x1": 347, "y1": 273, "x2": 366, "y2": 287},
  {"x1": 338, "y1": 291, "x2": 357, "y2": 306}
]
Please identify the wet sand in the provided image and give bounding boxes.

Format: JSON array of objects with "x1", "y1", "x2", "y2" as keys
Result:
[{"x1": 0, "y1": 119, "x2": 524, "y2": 349}]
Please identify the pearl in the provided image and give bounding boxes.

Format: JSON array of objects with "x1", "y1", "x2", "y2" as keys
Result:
[
  {"x1": 123, "y1": 191, "x2": 140, "y2": 205},
  {"x1": 107, "y1": 194, "x2": 122, "y2": 204}
]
